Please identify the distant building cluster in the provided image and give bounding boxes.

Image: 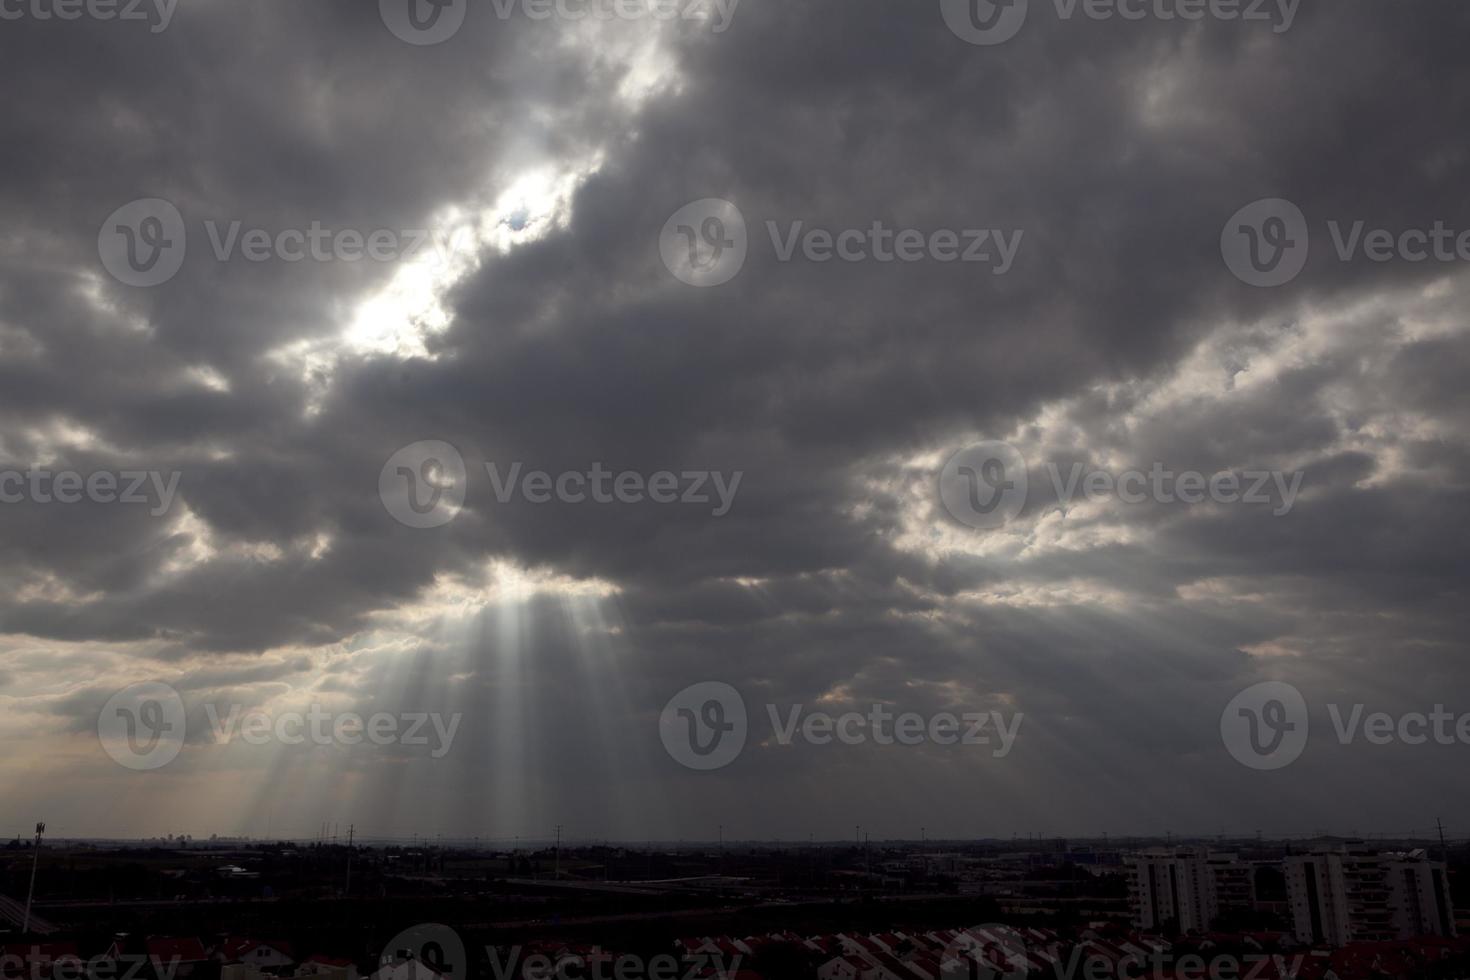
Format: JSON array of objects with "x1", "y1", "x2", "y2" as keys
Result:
[
  {"x1": 1, "y1": 838, "x2": 1462, "y2": 980},
  {"x1": 1127, "y1": 849, "x2": 1255, "y2": 934},
  {"x1": 1127, "y1": 845, "x2": 1456, "y2": 947},
  {"x1": 1285, "y1": 845, "x2": 1457, "y2": 946}
]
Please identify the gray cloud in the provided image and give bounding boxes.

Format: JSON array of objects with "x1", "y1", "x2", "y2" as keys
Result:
[{"x1": 0, "y1": 0, "x2": 1467, "y2": 839}]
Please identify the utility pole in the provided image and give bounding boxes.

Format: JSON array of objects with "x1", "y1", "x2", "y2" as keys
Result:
[
  {"x1": 1437, "y1": 818, "x2": 1449, "y2": 862},
  {"x1": 22, "y1": 822, "x2": 44, "y2": 934},
  {"x1": 554, "y1": 825, "x2": 562, "y2": 879},
  {"x1": 344, "y1": 825, "x2": 354, "y2": 896}
]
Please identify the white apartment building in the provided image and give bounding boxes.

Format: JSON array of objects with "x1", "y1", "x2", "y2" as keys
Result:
[
  {"x1": 1127, "y1": 848, "x2": 1256, "y2": 933},
  {"x1": 1285, "y1": 845, "x2": 1456, "y2": 946}
]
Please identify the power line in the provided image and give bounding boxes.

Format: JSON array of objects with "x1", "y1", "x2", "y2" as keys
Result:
[
  {"x1": 22, "y1": 822, "x2": 43, "y2": 934},
  {"x1": 344, "y1": 824, "x2": 354, "y2": 896}
]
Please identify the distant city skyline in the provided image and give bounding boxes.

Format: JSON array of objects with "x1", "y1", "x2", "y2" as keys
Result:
[{"x1": 4, "y1": 1, "x2": 1470, "y2": 842}]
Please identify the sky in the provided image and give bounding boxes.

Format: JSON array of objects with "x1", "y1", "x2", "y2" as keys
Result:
[{"x1": 0, "y1": 0, "x2": 1467, "y2": 844}]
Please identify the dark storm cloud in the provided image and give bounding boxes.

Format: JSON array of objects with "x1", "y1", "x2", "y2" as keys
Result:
[{"x1": 1, "y1": 0, "x2": 1468, "y2": 836}]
